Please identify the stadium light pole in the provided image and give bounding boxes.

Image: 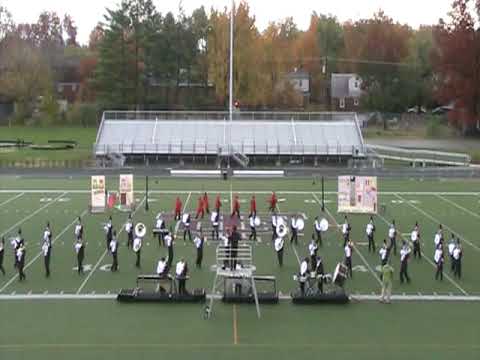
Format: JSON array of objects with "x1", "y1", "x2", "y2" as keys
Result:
[{"x1": 228, "y1": 0, "x2": 234, "y2": 169}]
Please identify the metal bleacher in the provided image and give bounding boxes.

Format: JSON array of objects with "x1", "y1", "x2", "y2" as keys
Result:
[{"x1": 94, "y1": 111, "x2": 366, "y2": 159}]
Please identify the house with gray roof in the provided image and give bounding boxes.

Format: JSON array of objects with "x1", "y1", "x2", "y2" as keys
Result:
[{"x1": 331, "y1": 73, "x2": 362, "y2": 111}]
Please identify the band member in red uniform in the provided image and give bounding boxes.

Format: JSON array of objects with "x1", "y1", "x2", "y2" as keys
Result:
[
  {"x1": 195, "y1": 196, "x2": 204, "y2": 219},
  {"x1": 174, "y1": 197, "x2": 182, "y2": 221},
  {"x1": 215, "y1": 194, "x2": 222, "y2": 212},
  {"x1": 268, "y1": 191, "x2": 278, "y2": 213},
  {"x1": 250, "y1": 195, "x2": 257, "y2": 217},
  {"x1": 203, "y1": 192, "x2": 210, "y2": 214},
  {"x1": 231, "y1": 195, "x2": 240, "y2": 219}
]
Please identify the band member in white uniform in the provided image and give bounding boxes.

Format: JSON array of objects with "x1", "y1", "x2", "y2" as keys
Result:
[
  {"x1": 109, "y1": 230, "x2": 118, "y2": 272},
  {"x1": 74, "y1": 217, "x2": 83, "y2": 241},
  {"x1": 165, "y1": 231, "x2": 174, "y2": 269},
  {"x1": 271, "y1": 214, "x2": 278, "y2": 242},
  {"x1": 313, "y1": 216, "x2": 322, "y2": 246},
  {"x1": 155, "y1": 216, "x2": 166, "y2": 247},
  {"x1": 0, "y1": 237, "x2": 5, "y2": 275},
  {"x1": 314, "y1": 255, "x2": 325, "y2": 293},
  {"x1": 12, "y1": 229, "x2": 24, "y2": 269},
  {"x1": 290, "y1": 215, "x2": 299, "y2": 245},
  {"x1": 379, "y1": 239, "x2": 389, "y2": 266},
  {"x1": 308, "y1": 236, "x2": 318, "y2": 268},
  {"x1": 452, "y1": 239, "x2": 462, "y2": 279},
  {"x1": 104, "y1": 216, "x2": 113, "y2": 250},
  {"x1": 448, "y1": 233, "x2": 456, "y2": 272},
  {"x1": 344, "y1": 240, "x2": 353, "y2": 278},
  {"x1": 388, "y1": 220, "x2": 397, "y2": 255},
  {"x1": 274, "y1": 235, "x2": 285, "y2": 267},
  {"x1": 176, "y1": 258, "x2": 188, "y2": 295},
  {"x1": 342, "y1": 216, "x2": 351, "y2": 247},
  {"x1": 248, "y1": 213, "x2": 257, "y2": 241},
  {"x1": 366, "y1": 217, "x2": 376, "y2": 253},
  {"x1": 74, "y1": 239, "x2": 85, "y2": 275},
  {"x1": 400, "y1": 240, "x2": 411, "y2": 283},
  {"x1": 133, "y1": 235, "x2": 142, "y2": 268},
  {"x1": 16, "y1": 242, "x2": 26, "y2": 281},
  {"x1": 411, "y1": 222, "x2": 421, "y2": 259},
  {"x1": 156, "y1": 257, "x2": 168, "y2": 277},
  {"x1": 434, "y1": 243, "x2": 444, "y2": 281},
  {"x1": 125, "y1": 214, "x2": 134, "y2": 248},
  {"x1": 211, "y1": 212, "x2": 220, "y2": 241},
  {"x1": 193, "y1": 235, "x2": 204, "y2": 268},
  {"x1": 42, "y1": 222, "x2": 52, "y2": 278},
  {"x1": 298, "y1": 257, "x2": 309, "y2": 295},
  {"x1": 183, "y1": 213, "x2": 192, "y2": 242},
  {"x1": 434, "y1": 225, "x2": 443, "y2": 248}
]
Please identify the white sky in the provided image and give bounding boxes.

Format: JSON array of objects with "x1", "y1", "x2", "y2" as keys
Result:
[{"x1": 2, "y1": 0, "x2": 455, "y2": 45}]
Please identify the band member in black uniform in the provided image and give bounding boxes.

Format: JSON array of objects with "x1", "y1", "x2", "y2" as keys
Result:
[
  {"x1": 400, "y1": 241, "x2": 411, "y2": 283},
  {"x1": 44, "y1": 222, "x2": 53, "y2": 244},
  {"x1": 17, "y1": 242, "x2": 26, "y2": 281},
  {"x1": 313, "y1": 216, "x2": 322, "y2": 246},
  {"x1": 104, "y1": 216, "x2": 113, "y2": 250},
  {"x1": 0, "y1": 237, "x2": 5, "y2": 275},
  {"x1": 176, "y1": 258, "x2": 188, "y2": 295},
  {"x1": 274, "y1": 235, "x2": 285, "y2": 267},
  {"x1": 388, "y1": 220, "x2": 397, "y2": 256},
  {"x1": 366, "y1": 216, "x2": 376, "y2": 253},
  {"x1": 314, "y1": 255, "x2": 325, "y2": 294},
  {"x1": 183, "y1": 213, "x2": 192, "y2": 242},
  {"x1": 434, "y1": 243, "x2": 444, "y2": 281},
  {"x1": 211, "y1": 212, "x2": 220, "y2": 241},
  {"x1": 110, "y1": 230, "x2": 118, "y2": 272},
  {"x1": 248, "y1": 213, "x2": 257, "y2": 241},
  {"x1": 229, "y1": 226, "x2": 240, "y2": 269},
  {"x1": 308, "y1": 235, "x2": 318, "y2": 268},
  {"x1": 194, "y1": 234, "x2": 204, "y2": 268},
  {"x1": 411, "y1": 222, "x2": 421, "y2": 259},
  {"x1": 298, "y1": 258, "x2": 309, "y2": 295},
  {"x1": 75, "y1": 239, "x2": 85, "y2": 275},
  {"x1": 290, "y1": 215, "x2": 299, "y2": 245},
  {"x1": 165, "y1": 231, "x2": 174, "y2": 270},
  {"x1": 75, "y1": 217, "x2": 83, "y2": 241},
  {"x1": 133, "y1": 234, "x2": 142, "y2": 268},
  {"x1": 344, "y1": 240, "x2": 353, "y2": 278},
  {"x1": 342, "y1": 216, "x2": 351, "y2": 247},
  {"x1": 452, "y1": 239, "x2": 462, "y2": 279},
  {"x1": 125, "y1": 214, "x2": 134, "y2": 248}
]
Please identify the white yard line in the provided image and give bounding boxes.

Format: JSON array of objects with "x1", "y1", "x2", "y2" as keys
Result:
[
  {"x1": 312, "y1": 192, "x2": 382, "y2": 286},
  {"x1": 394, "y1": 193, "x2": 480, "y2": 252},
  {"x1": 1, "y1": 190, "x2": 480, "y2": 195},
  {"x1": 0, "y1": 192, "x2": 66, "y2": 238},
  {"x1": 436, "y1": 194, "x2": 480, "y2": 220},
  {"x1": 0, "y1": 192, "x2": 25, "y2": 207},
  {"x1": 0, "y1": 209, "x2": 89, "y2": 293},
  {"x1": 0, "y1": 293, "x2": 479, "y2": 302},
  {"x1": 75, "y1": 196, "x2": 146, "y2": 295},
  {"x1": 374, "y1": 210, "x2": 469, "y2": 296}
]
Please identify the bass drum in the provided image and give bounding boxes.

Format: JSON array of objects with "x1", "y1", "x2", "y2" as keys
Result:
[
  {"x1": 254, "y1": 216, "x2": 261, "y2": 227},
  {"x1": 276, "y1": 223, "x2": 288, "y2": 238},
  {"x1": 296, "y1": 218, "x2": 305, "y2": 231},
  {"x1": 319, "y1": 218, "x2": 329, "y2": 232}
]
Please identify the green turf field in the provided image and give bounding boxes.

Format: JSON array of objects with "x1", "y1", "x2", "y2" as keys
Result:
[{"x1": 0, "y1": 176, "x2": 479, "y2": 359}]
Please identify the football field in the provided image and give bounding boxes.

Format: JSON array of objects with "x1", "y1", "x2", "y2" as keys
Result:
[{"x1": 0, "y1": 176, "x2": 479, "y2": 359}]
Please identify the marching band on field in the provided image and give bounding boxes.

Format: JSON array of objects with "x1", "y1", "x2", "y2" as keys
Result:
[{"x1": 0, "y1": 192, "x2": 467, "y2": 303}]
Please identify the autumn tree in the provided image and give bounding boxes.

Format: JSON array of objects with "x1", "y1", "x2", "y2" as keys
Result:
[{"x1": 433, "y1": 0, "x2": 480, "y2": 134}]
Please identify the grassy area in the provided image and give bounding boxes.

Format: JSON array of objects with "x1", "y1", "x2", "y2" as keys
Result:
[
  {"x1": 0, "y1": 126, "x2": 97, "y2": 162},
  {"x1": 0, "y1": 176, "x2": 479, "y2": 359}
]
